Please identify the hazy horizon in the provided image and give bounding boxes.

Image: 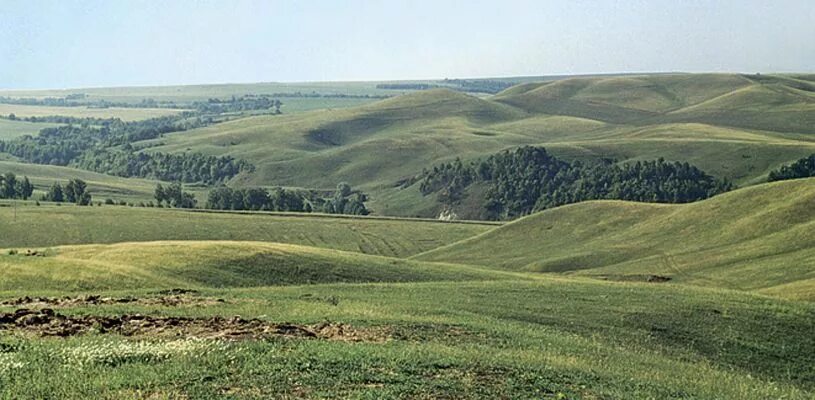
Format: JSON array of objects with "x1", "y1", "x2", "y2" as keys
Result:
[{"x1": 2, "y1": 0, "x2": 814, "y2": 90}]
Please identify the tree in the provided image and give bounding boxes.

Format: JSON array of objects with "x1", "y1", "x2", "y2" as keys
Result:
[
  {"x1": 46, "y1": 182, "x2": 64, "y2": 202},
  {"x1": 161, "y1": 182, "x2": 196, "y2": 209},
  {"x1": 154, "y1": 183, "x2": 166, "y2": 206},
  {"x1": 1, "y1": 173, "x2": 17, "y2": 198},
  {"x1": 14, "y1": 176, "x2": 33, "y2": 200},
  {"x1": 65, "y1": 179, "x2": 89, "y2": 205},
  {"x1": 336, "y1": 182, "x2": 352, "y2": 198},
  {"x1": 78, "y1": 191, "x2": 92, "y2": 206}
]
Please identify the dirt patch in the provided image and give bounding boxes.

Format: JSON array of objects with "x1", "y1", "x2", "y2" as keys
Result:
[
  {"x1": 646, "y1": 275, "x2": 672, "y2": 283},
  {"x1": 0, "y1": 294, "x2": 224, "y2": 308},
  {"x1": 597, "y1": 274, "x2": 673, "y2": 283},
  {"x1": 0, "y1": 309, "x2": 389, "y2": 342}
]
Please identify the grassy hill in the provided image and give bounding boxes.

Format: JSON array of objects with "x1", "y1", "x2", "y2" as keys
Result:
[
  {"x1": 415, "y1": 177, "x2": 815, "y2": 301},
  {"x1": 0, "y1": 204, "x2": 493, "y2": 257},
  {"x1": 0, "y1": 241, "x2": 514, "y2": 291},
  {"x1": 111, "y1": 73, "x2": 815, "y2": 219},
  {"x1": 3, "y1": 73, "x2": 813, "y2": 218}
]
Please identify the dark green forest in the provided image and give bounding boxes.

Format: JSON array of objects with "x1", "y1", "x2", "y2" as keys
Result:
[
  {"x1": 768, "y1": 154, "x2": 815, "y2": 182},
  {"x1": 205, "y1": 183, "x2": 369, "y2": 215},
  {"x1": 0, "y1": 115, "x2": 253, "y2": 183},
  {"x1": 419, "y1": 146, "x2": 733, "y2": 220}
]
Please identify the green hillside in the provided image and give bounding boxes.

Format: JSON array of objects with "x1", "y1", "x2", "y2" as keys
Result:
[
  {"x1": 0, "y1": 204, "x2": 492, "y2": 257},
  {"x1": 106, "y1": 73, "x2": 815, "y2": 219},
  {"x1": 0, "y1": 241, "x2": 513, "y2": 291},
  {"x1": 415, "y1": 177, "x2": 815, "y2": 301}
]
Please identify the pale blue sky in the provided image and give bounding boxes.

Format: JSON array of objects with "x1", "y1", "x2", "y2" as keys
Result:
[{"x1": 1, "y1": 0, "x2": 813, "y2": 89}]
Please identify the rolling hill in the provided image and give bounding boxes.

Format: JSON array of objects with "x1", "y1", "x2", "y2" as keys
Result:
[
  {"x1": 0, "y1": 241, "x2": 515, "y2": 291},
  {"x1": 113, "y1": 73, "x2": 815, "y2": 218},
  {"x1": 415, "y1": 177, "x2": 815, "y2": 301},
  {"x1": 0, "y1": 204, "x2": 493, "y2": 257}
]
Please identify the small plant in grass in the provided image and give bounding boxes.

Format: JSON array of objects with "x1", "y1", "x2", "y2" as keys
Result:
[
  {"x1": 59, "y1": 338, "x2": 232, "y2": 369},
  {"x1": 0, "y1": 353, "x2": 25, "y2": 373}
]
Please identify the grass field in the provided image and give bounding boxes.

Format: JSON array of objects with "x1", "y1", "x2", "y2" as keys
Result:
[
  {"x1": 0, "y1": 119, "x2": 59, "y2": 140},
  {"x1": 0, "y1": 204, "x2": 492, "y2": 257},
  {"x1": 0, "y1": 104, "x2": 183, "y2": 121},
  {"x1": 0, "y1": 241, "x2": 515, "y2": 291},
  {"x1": 0, "y1": 245, "x2": 811, "y2": 398}
]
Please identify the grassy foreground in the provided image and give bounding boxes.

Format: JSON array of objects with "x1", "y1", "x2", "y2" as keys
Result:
[{"x1": 0, "y1": 273, "x2": 810, "y2": 399}]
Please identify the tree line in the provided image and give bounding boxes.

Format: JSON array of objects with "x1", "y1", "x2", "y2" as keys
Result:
[
  {"x1": 192, "y1": 95, "x2": 283, "y2": 114},
  {"x1": 377, "y1": 79, "x2": 515, "y2": 94},
  {"x1": 419, "y1": 146, "x2": 733, "y2": 220},
  {"x1": 0, "y1": 173, "x2": 33, "y2": 200},
  {"x1": 42, "y1": 179, "x2": 93, "y2": 205},
  {"x1": 0, "y1": 173, "x2": 93, "y2": 205},
  {"x1": 0, "y1": 114, "x2": 254, "y2": 184},
  {"x1": 768, "y1": 154, "x2": 815, "y2": 182},
  {"x1": 73, "y1": 149, "x2": 252, "y2": 184},
  {"x1": 204, "y1": 182, "x2": 369, "y2": 215}
]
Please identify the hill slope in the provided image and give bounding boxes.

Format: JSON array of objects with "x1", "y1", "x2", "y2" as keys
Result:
[
  {"x1": 0, "y1": 204, "x2": 492, "y2": 257},
  {"x1": 0, "y1": 241, "x2": 514, "y2": 291},
  {"x1": 116, "y1": 73, "x2": 815, "y2": 219},
  {"x1": 415, "y1": 177, "x2": 815, "y2": 301},
  {"x1": 4, "y1": 73, "x2": 814, "y2": 218}
]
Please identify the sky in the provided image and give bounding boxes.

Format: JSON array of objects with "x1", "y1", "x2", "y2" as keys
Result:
[{"x1": 1, "y1": 0, "x2": 814, "y2": 89}]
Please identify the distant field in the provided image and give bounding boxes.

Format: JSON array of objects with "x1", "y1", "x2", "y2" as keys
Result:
[
  {"x1": 416, "y1": 177, "x2": 815, "y2": 301},
  {"x1": 0, "y1": 204, "x2": 492, "y2": 257},
  {"x1": 0, "y1": 119, "x2": 58, "y2": 140},
  {"x1": 0, "y1": 104, "x2": 183, "y2": 121},
  {"x1": 0, "y1": 81, "x2": 396, "y2": 103}
]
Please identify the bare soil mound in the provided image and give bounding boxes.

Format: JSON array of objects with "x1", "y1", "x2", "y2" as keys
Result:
[
  {"x1": 0, "y1": 294, "x2": 224, "y2": 308},
  {"x1": 0, "y1": 309, "x2": 388, "y2": 342}
]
